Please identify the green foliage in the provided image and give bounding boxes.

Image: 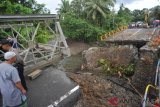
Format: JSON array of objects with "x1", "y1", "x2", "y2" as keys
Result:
[
  {"x1": 132, "y1": 9, "x2": 144, "y2": 22},
  {"x1": 17, "y1": 27, "x2": 52, "y2": 44},
  {"x1": 123, "y1": 64, "x2": 135, "y2": 76},
  {"x1": 150, "y1": 6, "x2": 160, "y2": 20},
  {"x1": 99, "y1": 58, "x2": 110, "y2": 66},
  {"x1": 114, "y1": 16, "x2": 128, "y2": 27},
  {"x1": 98, "y1": 59, "x2": 113, "y2": 74},
  {"x1": 117, "y1": 4, "x2": 132, "y2": 25},
  {"x1": 98, "y1": 58, "x2": 135, "y2": 77},
  {"x1": 36, "y1": 30, "x2": 51, "y2": 43},
  {"x1": 84, "y1": 0, "x2": 115, "y2": 26},
  {"x1": 12, "y1": 3, "x2": 32, "y2": 14},
  {"x1": 57, "y1": 0, "x2": 71, "y2": 15},
  {"x1": 0, "y1": 0, "x2": 49, "y2": 14},
  {"x1": 61, "y1": 16, "x2": 106, "y2": 42},
  {"x1": 0, "y1": 0, "x2": 50, "y2": 44},
  {"x1": 70, "y1": 0, "x2": 86, "y2": 18}
]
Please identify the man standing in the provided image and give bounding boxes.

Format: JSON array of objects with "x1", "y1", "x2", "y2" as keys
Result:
[
  {"x1": 0, "y1": 52, "x2": 27, "y2": 107},
  {"x1": 1, "y1": 39, "x2": 28, "y2": 91}
]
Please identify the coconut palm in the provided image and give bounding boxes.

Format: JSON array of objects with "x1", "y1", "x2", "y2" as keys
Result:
[
  {"x1": 84, "y1": 0, "x2": 115, "y2": 20},
  {"x1": 84, "y1": 0, "x2": 116, "y2": 26},
  {"x1": 56, "y1": 0, "x2": 71, "y2": 16}
]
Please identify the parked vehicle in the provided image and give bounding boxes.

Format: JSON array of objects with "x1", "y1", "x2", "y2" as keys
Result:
[
  {"x1": 136, "y1": 21, "x2": 143, "y2": 27},
  {"x1": 153, "y1": 20, "x2": 160, "y2": 27},
  {"x1": 129, "y1": 22, "x2": 136, "y2": 28}
]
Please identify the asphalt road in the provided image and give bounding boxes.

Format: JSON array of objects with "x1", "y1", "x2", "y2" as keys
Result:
[{"x1": 107, "y1": 28, "x2": 158, "y2": 41}]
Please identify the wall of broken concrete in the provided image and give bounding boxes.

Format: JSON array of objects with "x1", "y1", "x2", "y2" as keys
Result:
[
  {"x1": 82, "y1": 45, "x2": 138, "y2": 70},
  {"x1": 132, "y1": 46, "x2": 159, "y2": 93},
  {"x1": 82, "y1": 44, "x2": 159, "y2": 93}
]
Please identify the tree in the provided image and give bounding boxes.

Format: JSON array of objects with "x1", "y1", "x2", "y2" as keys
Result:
[
  {"x1": 117, "y1": 4, "x2": 132, "y2": 25},
  {"x1": 84, "y1": 0, "x2": 116, "y2": 26},
  {"x1": 0, "y1": 0, "x2": 50, "y2": 14},
  {"x1": 70, "y1": 0, "x2": 86, "y2": 18},
  {"x1": 132, "y1": 9, "x2": 144, "y2": 22},
  {"x1": 57, "y1": 0, "x2": 71, "y2": 18},
  {"x1": 61, "y1": 16, "x2": 106, "y2": 42},
  {"x1": 0, "y1": 0, "x2": 50, "y2": 43},
  {"x1": 150, "y1": 6, "x2": 160, "y2": 19}
]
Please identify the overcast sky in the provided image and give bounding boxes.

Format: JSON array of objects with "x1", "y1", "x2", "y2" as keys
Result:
[{"x1": 36, "y1": 0, "x2": 160, "y2": 13}]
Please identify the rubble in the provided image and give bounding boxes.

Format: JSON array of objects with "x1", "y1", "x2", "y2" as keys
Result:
[{"x1": 67, "y1": 73, "x2": 141, "y2": 107}]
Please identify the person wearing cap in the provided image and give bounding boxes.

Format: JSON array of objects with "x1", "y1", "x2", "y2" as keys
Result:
[
  {"x1": 1, "y1": 39, "x2": 28, "y2": 91},
  {"x1": 0, "y1": 52, "x2": 27, "y2": 107}
]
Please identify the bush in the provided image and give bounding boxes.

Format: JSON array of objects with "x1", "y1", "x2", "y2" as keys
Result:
[
  {"x1": 123, "y1": 64, "x2": 135, "y2": 76},
  {"x1": 98, "y1": 58, "x2": 135, "y2": 77},
  {"x1": 36, "y1": 27, "x2": 52, "y2": 43},
  {"x1": 61, "y1": 16, "x2": 106, "y2": 42},
  {"x1": 98, "y1": 59, "x2": 113, "y2": 75}
]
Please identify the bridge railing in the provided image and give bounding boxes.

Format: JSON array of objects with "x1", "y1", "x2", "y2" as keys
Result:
[
  {"x1": 100, "y1": 26, "x2": 128, "y2": 41},
  {"x1": 155, "y1": 59, "x2": 160, "y2": 86},
  {"x1": 142, "y1": 59, "x2": 160, "y2": 107}
]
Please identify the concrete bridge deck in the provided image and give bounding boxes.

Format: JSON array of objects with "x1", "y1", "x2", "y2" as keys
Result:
[
  {"x1": 27, "y1": 66, "x2": 80, "y2": 107},
  {"x1": 105, "y1": 28, "x2": 159, "y2": 44}
]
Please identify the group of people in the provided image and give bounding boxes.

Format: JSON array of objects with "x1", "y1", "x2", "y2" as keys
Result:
[{"x1": 0, "y1": 38, "x2": 27, "y2": 107}]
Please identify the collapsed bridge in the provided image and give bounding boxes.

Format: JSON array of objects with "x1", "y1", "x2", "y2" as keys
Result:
[
  {"x1": 101, "y1": 27, "x2": 160, "y2": 94},
  {"x1": 101, "y1": 28, "x2": 159, "y2": 46},
  {"x1": 0, "y1": 14, "x2": 71, "y2": 73},
  {"x1": 0, "y1": 15, "x2": 81, "y2": 107}
]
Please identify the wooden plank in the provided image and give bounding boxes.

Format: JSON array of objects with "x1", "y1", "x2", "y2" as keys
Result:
[
  {"x1": 24, "y1": 55, "x2": 61, "y2": 76},
  {"x1": 28, "y1": 69, "x2": 42, "y2": 80}
]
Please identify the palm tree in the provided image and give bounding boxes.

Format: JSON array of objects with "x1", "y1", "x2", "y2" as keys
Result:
[
  {"x1": 56, "y1": 0, "x2": 71, "y2": 17},
  {"x1": 70, "y1": 0, "x2": 86, "y2": 18},
  {"x1": 84, "y1": 0, "x2": 116, "y2": 26}
]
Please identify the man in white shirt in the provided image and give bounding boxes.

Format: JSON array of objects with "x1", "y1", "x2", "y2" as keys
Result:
[{"x1": 0, "y1": 52, "x2": 27, "y2": 107}]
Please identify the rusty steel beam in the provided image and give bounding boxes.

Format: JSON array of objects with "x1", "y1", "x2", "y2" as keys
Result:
[
  {"x1": 0, "y1": 14, "x2": 59, "y2": 22},
  {"x1": 0, "y1": 23, "x2": 33, "y2": 29}
]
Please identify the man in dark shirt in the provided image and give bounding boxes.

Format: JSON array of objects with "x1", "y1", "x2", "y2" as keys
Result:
[{"x1": 1, "y1": 39, "x2": 28, "y2": 91}]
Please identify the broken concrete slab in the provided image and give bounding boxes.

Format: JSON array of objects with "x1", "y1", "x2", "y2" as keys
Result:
[{"x1": 82, "y1": 45, "x2": 138, "y2": 70}]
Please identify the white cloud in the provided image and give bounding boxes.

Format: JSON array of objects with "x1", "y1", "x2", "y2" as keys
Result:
[
  {"x1": 36, "y1": 0, "x2": 62, "y2": 14},
  {"x1": 36, "y1": 0, "x2": 159, "y2": 13},
  {"x1": 115, "y1": 0, "x2": 159, "y2": 11},
  {"x1": 125, "y1": 0, "x2": 159, "y2": 11}
]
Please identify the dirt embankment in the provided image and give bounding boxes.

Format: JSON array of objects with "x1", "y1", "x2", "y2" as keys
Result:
[
  {"x1": 64, "y1": 40, "x2": 142, "y2": 107},
  {"x1": 68, "y1": 73, "x2": 141, "y2": 107}
]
